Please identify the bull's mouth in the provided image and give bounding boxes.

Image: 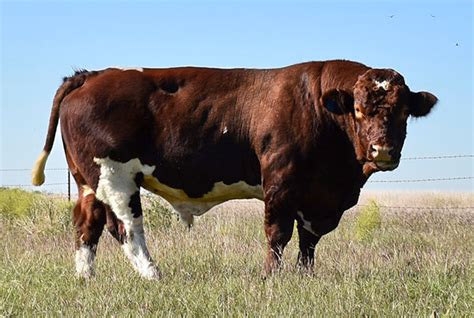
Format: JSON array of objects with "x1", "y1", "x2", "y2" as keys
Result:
[{"x1": 374, "y1": 160, "x2": 399, "y2": 171}]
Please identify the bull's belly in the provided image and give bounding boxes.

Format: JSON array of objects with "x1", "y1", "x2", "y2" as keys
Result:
[
  {"x1": 142, "y1": 175, "x2": 263, "y2": 216},
  {"x1": 93, "y1": 156, "x2": 263, "y2": 227}
]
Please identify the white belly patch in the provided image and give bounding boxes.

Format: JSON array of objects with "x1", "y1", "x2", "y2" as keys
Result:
[{"x1": 143, "y1": 177, "x2": 263, "y2": 216}]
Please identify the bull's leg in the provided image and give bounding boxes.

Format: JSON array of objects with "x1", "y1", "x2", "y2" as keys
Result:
[
  {"x1": 105, "y1": 205, "x2": 126, "y2": 243},
  {"x1": 262, "y1": 185, "x2": 296, "y2": 276},
  {"x1": 94, "y1": 158, "x2": 160, "y2": 280},
  {"x1": 296, "y1": 220, "x2": 320, "y2": 271},
  {"x1": 296, "y1": 209, "x2": 343, "y2": 271},
  {"x1": 73, "y1": 188, "x2": 106, "y2": 279}
]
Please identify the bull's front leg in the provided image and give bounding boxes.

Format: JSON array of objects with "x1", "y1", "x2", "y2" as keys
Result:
[
  {"x1": 262, "y1": 183, "x2": 297, "y2": 276},
  {"x1": 296, "y1": 215, "x2": 321, "y2": 271},
  {"x1": 296, "y1": 208, "x2": 344, "y2": 272}
]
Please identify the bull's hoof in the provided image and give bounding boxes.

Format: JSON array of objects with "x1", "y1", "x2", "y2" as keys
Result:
[
  {"x1": 140, "y1": 265, "x2": 162, "y2": 280},
  {"x1": 296, "y1": 261, "x2": 315, "y2": 276},
  {"x1": 75, "y1": 268, "x2": 95, "y2": 280}
]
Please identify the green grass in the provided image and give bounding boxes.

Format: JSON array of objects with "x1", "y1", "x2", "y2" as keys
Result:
[
  {"x1": 354, "y1": 199, "x2": 382, "y2": 242},
  {"x1": 0, "y1": 188, "x2": 473, "y2": 316}
]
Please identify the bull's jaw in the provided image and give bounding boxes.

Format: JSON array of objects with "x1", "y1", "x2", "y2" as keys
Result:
[
  {"x1": 361, "y1": 160, "x2": 399, "y2": 178},
  {"x1": 374, "y1": 160, "x2": 400, "y2": 171},
  {"x1": 362, "y1": 162, "x2": 378, "y2": 177}
]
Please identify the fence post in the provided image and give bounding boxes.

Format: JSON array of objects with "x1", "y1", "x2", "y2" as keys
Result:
[{"x1": 67, "y1": 170, "x2": 71, "y2": 201}]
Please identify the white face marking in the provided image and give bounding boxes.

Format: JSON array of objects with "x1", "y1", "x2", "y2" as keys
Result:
[
  {"x1": 94, "y1": 157, "x2": 159, "y2": 280},
  {"x1": 297, "y1": 211, "x2": 319, "y2": 237},
  {"x1": 82, "y1": 185, "x2": 95, "y2": 197},
  {"x1": 223, "y1": 126, "x2": 228, "y2": 134},
  {"x1": 374, "y1": 80, "x2": 390, "y2": 90},
  {"x1": 114, "y1": 67, "x2": 144, "y2": 72},
  {"x1": 31, "y1": 150, "x2": 50, "y2": 186},
  {"x1": 75, "y1": 245, "x2": 95, "y2": 279}
]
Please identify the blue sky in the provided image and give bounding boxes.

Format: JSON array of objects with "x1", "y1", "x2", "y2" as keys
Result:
[{"x1": 1, "y1": 0, "x2": 472, "y2": 193}]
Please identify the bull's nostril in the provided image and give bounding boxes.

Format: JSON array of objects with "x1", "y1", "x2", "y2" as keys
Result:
[
  {"x1": 371, "y1": 145, "x2": 393, "y2": 161},
  {"x1": 370, "y1": 145, "x2": 378, "y2": 157}
]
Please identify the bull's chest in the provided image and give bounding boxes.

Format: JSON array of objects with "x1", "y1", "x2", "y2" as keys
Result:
[{"x1": 296, "y1": 168, "x2": 363, "y2": 236}]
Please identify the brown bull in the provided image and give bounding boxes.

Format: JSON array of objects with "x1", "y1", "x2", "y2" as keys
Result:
[{"x1": 32, "y1": 60, "x2": 437, "y2": 279}]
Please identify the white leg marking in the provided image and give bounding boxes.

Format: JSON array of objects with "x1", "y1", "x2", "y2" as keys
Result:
[
  {"x1": 297, "y1": 211, "x2": 319, "y2": 237},
  {"x1": 75, "y1": 245, "x2": 95, "y2": 279},
  {"x1": 94, "y1": 157, "x2": 160, "y2": 279},
  {"x1": 121, "y1": 216, "x2": 161, "y2": 280}
]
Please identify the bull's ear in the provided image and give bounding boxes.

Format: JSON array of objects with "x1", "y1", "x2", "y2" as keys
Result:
[
  {"x1": 321, "y1": 89, "x2": 354, "y2": 115},
  {"x1": 409, "y1": 91, "x2": 438, "y2": 117}
]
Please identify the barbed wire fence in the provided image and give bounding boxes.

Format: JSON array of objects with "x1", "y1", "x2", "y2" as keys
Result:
[{"x1": 1, "y1": 154, "x2": 472, "y2": 210}]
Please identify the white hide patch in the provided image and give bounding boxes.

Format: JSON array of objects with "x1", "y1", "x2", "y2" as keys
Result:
[
  {"x1": 94, "y1": 157, "x2": 155, "y2": 226},
  {"x1": 297, "y1": 211, "x2": 319, "y2": 237},
  {"x1": 82, "y1": 185, "x2": 95, "y2": 197},
  {"x1": 374, "y1": 80, "x2": 390, "y2": 90},
  {"x1": 114, "y1": 67, "x2": 144, "y2": 72},
  {"x1": 143, "y1": 177, "x2": 263, "y2": 226},
  {"x1": 75, "y1": 245, "x2": 95, "y2": 278},
  {"x1": 223, "y1": 126, "x2": 228, "y2": 134}
]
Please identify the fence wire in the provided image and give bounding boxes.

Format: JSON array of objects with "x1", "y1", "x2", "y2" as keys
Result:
[
  {"x1": 355, "y1": 204, "x2": 473, "y2": 211},
  {"x1": 0, "y1": 168, "x2": 67, "y2": 172},
  {"x1": 368, "y1": 176, "x2": 473, "y2": 183},
  {"x1": 401, "y1": 154, "x2": 473, "y2": 160}
]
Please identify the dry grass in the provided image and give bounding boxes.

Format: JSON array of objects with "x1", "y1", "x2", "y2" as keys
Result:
[{"x1": 0, "y1": 189, "x2": 473, "y2": 316}]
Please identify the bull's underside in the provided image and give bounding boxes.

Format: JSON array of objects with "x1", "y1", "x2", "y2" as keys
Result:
[{"x1": 32, "y1": 60, "x2": 436, "y2": 279}]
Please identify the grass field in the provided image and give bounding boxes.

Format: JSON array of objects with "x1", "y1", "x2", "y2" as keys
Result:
[{"x1": 0, "y1": 188, "x2": 472, "y2": 317}]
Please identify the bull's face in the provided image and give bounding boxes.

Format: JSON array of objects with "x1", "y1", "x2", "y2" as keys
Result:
[{"x1": 322, "y1": 68, "x2": 437, "y2": 171}]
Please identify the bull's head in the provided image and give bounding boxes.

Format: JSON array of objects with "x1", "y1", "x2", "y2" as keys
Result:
[{"x1": 322, "y1": 68, "x2": 438, "y2": 171}]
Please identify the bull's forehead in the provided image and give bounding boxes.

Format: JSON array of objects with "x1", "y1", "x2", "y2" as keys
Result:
[
  {"x1": 353, "y1": 69, "x2": 410, "y2": 110},
  {"x1": 361, "y1": 68, "x2": 405, "y2": 90}
]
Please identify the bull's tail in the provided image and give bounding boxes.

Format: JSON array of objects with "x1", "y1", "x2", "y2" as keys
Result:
[{"x1": 32, "y1": 70, "x2": 99, "y2": 186}]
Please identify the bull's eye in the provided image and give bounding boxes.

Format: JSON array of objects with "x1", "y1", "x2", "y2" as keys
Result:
[{"x1": 354, "y1": 105, "x2": 364, "y2": 119}]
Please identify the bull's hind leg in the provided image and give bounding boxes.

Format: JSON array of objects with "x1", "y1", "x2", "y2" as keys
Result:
[
  {"x1": 105, "y1": 205, "x2": 126, "y2": 243},
  {"x1": 94, "y1": 157, "x2": 160, "y2": 280},
  {"x1": 73, "y1": 186, "x2": 106, "y2": 278}
]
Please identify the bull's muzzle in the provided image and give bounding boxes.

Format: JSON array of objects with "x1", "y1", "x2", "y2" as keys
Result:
[{"x1": 369, "y1": 145, "x2": 400, "y2": 171}]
